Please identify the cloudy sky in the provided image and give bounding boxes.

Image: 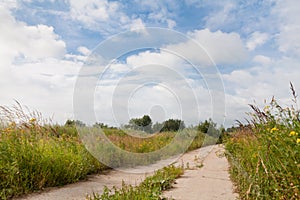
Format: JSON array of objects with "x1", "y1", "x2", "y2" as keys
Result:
[{"x1": 1, "y1": 0, "x2": 300, "y2": 127}]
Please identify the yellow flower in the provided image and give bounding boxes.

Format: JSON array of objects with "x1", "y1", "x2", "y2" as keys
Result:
[
  {"x1": 29, "y1": 118, "x2": 36, "y2": 123},
  {"x1": 289, "y1": 131, "x2": 298, "y2": 136},
  {"x1": 270, "y1": 127, "x2": 279, "y2": 133},
  {"x1": 297, "y1": 138, "x2": 300, "y2": 144},
  {"x1": 9, "y1": 122, "x2": 16, "y2": 128},
  {"x1": 264, "y1": 105, "x2": 270, "y2": 112}
]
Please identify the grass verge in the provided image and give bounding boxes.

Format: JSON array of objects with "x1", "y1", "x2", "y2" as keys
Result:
[
  {"x1": 225, "y1": 86, "x2": 300, "y2": 199},
  {"x1": 0, "y1": 103, "x2": 217, "y2": 199},
  {"x1": 87, "y1": 165, "x2": 183, "y2": 200}
]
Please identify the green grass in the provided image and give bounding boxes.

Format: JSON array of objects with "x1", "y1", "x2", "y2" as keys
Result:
[
  {"x1": 0, "y1": 103, "x2": 217, "y2": 199},
  {"x1": 87, "y1": 165, "x2": 183, "y2": 200},
  {"x1": 79, "y1": 127, "x2": 217, "y2": 168},
  {"x1": 225, "y1": 92, "x2": 300, "y2": 199},
  {"x1": 0, "y1": 121, "x2": 106, "y2": 199}
]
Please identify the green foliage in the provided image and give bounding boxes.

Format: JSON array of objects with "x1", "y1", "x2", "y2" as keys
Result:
[
  {"x1": 197, "y1": 119, "x2": 225, "y2": 143},
  {"x1": 93, "y1": 122, "x2": 117, "y2": 129},
  {"x1": 65, "y1": 119, "x2": 86, "y2": 127},
  {"x1": 225, "y1": 85, "x2": 300, "y2": 200},
  {"x1": 0, "y1": 103, "x2": 218, "y2": 199},
  {"x1": 160, "y1": 119, "x2": 185, "y2": 132},
  {"x1": 126, "y1": 116, "x2": 186, "y2": 133},
  {"x1": 152, "y1": 122, "x2": 164, "y2": 133},
  {"x1": 87, "y1": 165, "x2": 183, "y2": 200},
  {"x1": 127, "y1": 115, "x2": 153, "y2": 133},
  {"x1": 0, "y1": 106, "x2": 106, "y2": 199},
  {"x1": 197, "y1": 118, "x2": 220, "y2": 137}
]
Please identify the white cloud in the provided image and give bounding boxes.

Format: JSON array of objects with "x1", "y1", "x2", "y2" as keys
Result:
[
  {"x1": 77, "y1": 46, "x2": 91, "y2": 56},
  {"x1": 165, "y1": 29, "x2": 248, "y2": 66},
  {"x1": 126, "y1": 50, "x2": 182, "y2": 68},
  {"x1": 0, "y1": 0, "x2": 18, "y2": 9},
  {"x1": 167, "y1": 19, "x2": 176, "y2": 29},
  {"x1": 3, "y1": 0, "x2": 299, "y2": 129},
  {"x1": 129, "y1": 18, "x2": 147, "y2": 34},
  {"x1": 0, "y1": 58, "x2": 82, "y2": 123},
  {"x1": 253, "y1": 55, "x2": 272, "y2": 65},
  {"x1": 273, "y1": 0, "x2": 300, "y2": 56},
  {"x1": 133, "y1": 0, "x2": 178, "y2": 30},
  {"x1": 223, "y1": 57, "x2": 300, "y2": 125},
  {"x1": 204, "y1": 1, "x2": 236, "y2": 30},
  {"x1": 246, "y1": 31, "x2": 269, "y2": 51},
  {"x1": 0, "y1": 6, "x2": 66, "y2": 67},
  {"x1": 69, "y1": 0, "x2": 119, "y2": 25},
  {"x1": 0, "y1": 6, "x2": 79, "y2": 123}
]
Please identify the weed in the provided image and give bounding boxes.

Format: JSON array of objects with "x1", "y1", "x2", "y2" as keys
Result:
[
  {"x1": 226, "y1": 84, "x2": 300, "y2": 199},
  {"x1": 86, "y1": 165, "x2": 183, "y2": 200}
]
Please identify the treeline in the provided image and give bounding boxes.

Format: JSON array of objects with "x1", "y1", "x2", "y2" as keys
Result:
[
  {"x1": 65, "y1": 116, "x2": 226, "y2": 138},
  {"x1": 124, "y1": 115, "x2": 185, "y2": 133}
]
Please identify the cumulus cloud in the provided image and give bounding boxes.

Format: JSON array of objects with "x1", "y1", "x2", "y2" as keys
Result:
[
  {"x1": 2, "y1": 0, "x2": 299, "y2": 128},
  {"x1": 0, "y1": 6, "x2": 66, "y2": 67},
  {"x1": 253, "y1": 55, "x2": 272, "y2": 65},
  {"x1": 0, "y1": 58, "x2": 81, "y2": 123},
  {"x1": 273, "y1": 0, "x2": 300, "y2": 56},
  {"x1": 167, "y1": 19, "x2": 176, "y2": 29},
  {"x1": 246, "y1": 31, "x2": 269, "y2": 51},
  {"x1": 223, "y1": 57, "x2": 300, "y2": 125},
  {"x1": 0, "y1": 0, "x2": 18, "y2": 9},
  {"x1": 69, "y1": 0, "x2": 119, "y2": 25},
  {"x1": 134, "y1": 0, "x2": 178, "y2": 29},
  {"x1": 165, "y1": 29, "x2": 248, "y2": 66},
  {"x1": 129, "y1": 18, "x2": 147, "y2": 34},
  {"x1": 0, "y1": 6, "x2": 79, "y2": 123},
  {"x1": 77, "y1": 46, "x2": 91, "y2": 56},
  {"x1": 204, "y1": 1, "x2": 236, "y2": 30},
  {"x1": 68, "y1": 0, "x2": 155, "y2": 35}
]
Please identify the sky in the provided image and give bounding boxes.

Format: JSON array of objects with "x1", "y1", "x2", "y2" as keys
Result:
[{"x1": 0, "y1": 0, "x2": 300, "y2": 127}]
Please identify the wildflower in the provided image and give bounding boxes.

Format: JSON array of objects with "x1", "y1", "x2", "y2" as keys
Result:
[
  {"x1": 289, "y1": 131, "x2": 298, "y2": 136},
  {"x1": 264, "y1": 105, "x2": 270, "y2": 113},
  {"x1": 270, "y1": 127, "x2": 279, "y2": 133},
  {"x1": 29, "y1": 118, "x2": 36, "y2": 123},
  {"x1": 9, "y1": 122, "x2": 16, "y2": 128},
  {"x1": 297, "y1": 138, "x2": 300, "y2": 144}
]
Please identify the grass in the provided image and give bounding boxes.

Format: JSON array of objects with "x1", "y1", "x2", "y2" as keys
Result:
[
  {"x1": 0, "y1": 103, "x2": 217, "y2": 199},
  {"x1": 225, "y1": 85, "x2": 300, "y2": 199},
  {"x1": 79, "y1": 127, "x2": 217, "y2": 168},
  {"x1": 0, "y1": 103, "x2": 107, "y2": 199},
  {"x1": 0, "y1": 118, "x2": 106, "y2": 199},
  {"x1": 87, "y1": 165, "x2": 183, "y2": 200}
]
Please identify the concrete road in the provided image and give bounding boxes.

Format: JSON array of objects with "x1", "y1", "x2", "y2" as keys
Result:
[
  {"x1": 163, "y1": 145, "x2": 238, "y2": 200},
  {"x1": 16, "y1": 145, "x2": 238, "y2": 200}
]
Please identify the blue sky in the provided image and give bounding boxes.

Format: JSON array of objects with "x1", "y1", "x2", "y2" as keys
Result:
[{"x1": 0, "y1": 0, "x2": 300, "y2": 127}]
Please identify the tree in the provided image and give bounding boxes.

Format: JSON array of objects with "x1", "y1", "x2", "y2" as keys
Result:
[
  {"x1": 93, "y1": 122, "x2": 108, "y2": 128},
  {"x1": 161, "y1": 119, "x2": 185, "y2": 132},
  {"x1": 198, "y1": 118, "x2": 219, "y2": 137},
  {"x1": 128, "y1": 115, "x2": 152, "y2": 133},
  {"x1": 65, "y1": 119, "x2": 86, "y2": 127},
  {"x1": 152, "y1": 122, "x2": 164, "y2": 133}
]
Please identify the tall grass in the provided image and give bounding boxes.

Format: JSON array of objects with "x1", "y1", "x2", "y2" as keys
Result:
[
  {"x1": 79, "y1": 127, "x2": 217, "y2": 168},
  {"x1": 0, "y1": 105, "x2": 106, "y2": 199},
  {"x1": 226, "y1": 84, "x2": 300, "y2": 199},
  {"x1": 0, "y1": 103, "x2": 218, "y2": 199}
]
